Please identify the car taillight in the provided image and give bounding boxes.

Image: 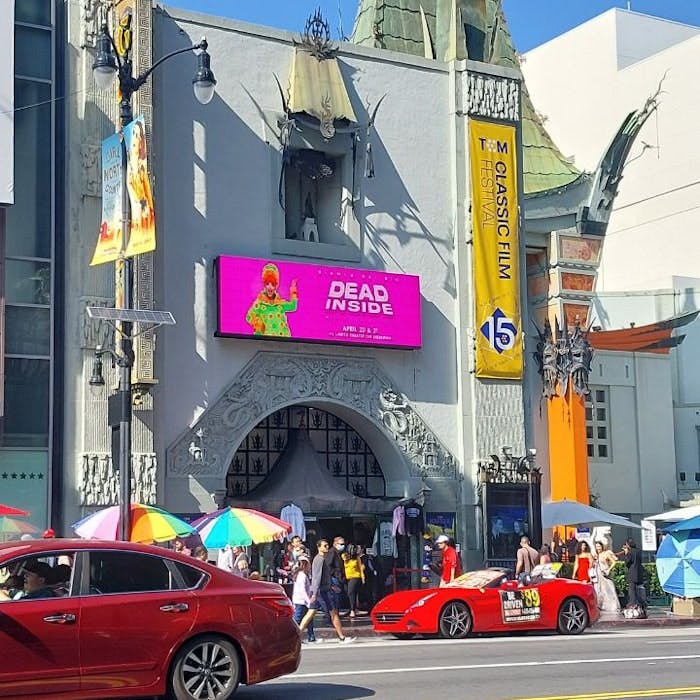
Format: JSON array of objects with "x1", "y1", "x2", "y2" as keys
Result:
[{"x1": 251, "y1": 594, "x2": 294, "y2": 617}]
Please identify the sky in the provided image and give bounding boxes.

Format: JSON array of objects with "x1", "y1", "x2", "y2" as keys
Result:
[{"x1": 161, "y1": 1, "x2": 700, "y2": 53}]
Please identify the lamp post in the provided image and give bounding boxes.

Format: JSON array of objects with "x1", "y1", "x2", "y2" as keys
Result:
[{"x1": 91, "y1": 24, "x2": 216, "y2": 540}]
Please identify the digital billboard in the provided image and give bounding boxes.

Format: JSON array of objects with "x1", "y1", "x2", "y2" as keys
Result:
[{"x1": 216, "y1": 255, "x2": 421, "y2": 349}]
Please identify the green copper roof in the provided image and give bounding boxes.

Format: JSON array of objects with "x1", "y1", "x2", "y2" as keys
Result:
[{"x1": 351, "y1": 0, "x2": 582, "y2": 195}]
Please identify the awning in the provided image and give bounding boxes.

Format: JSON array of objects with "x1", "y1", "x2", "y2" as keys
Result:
[
  {"x1": 646, "y1": 504, "x2": 700, "y2": 522},
  {"x1": 288, "y1": 48, "x2": 357, "y2": 135}
]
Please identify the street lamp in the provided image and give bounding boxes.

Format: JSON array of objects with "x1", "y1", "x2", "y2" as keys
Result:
[{"x1": 91, "y1": 24, "x2": 215, "y2": 541}]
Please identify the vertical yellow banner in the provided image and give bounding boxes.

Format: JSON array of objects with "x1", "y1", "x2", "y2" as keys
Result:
[{"x1": 470, "y1": 120, "x2": 523, "y2": 379}]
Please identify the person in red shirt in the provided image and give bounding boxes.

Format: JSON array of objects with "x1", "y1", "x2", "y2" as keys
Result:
[{"x1": 436, "y1": 534, "x2": 462, "y2": 586}]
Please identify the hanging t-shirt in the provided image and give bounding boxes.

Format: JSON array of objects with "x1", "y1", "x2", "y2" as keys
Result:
[{"x1": 404, "y1": 503, "x2": 424, "y2": 535}]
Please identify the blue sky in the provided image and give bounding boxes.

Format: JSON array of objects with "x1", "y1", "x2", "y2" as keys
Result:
[{"x1": 162, "y1": 1, "x2": 700, "y2": 52}]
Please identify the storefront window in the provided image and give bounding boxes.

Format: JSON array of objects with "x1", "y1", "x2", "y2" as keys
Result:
[
  {"x1": 5, "y1": 79, "x2": 52, "y2": 258},
  {"x1": 14, "y1": 25, "x2": 52, "y2": 80},
  {"x1": 15, "y1": 1, "x2": 52, "y2": 27},
  {"x1": 4, "y1": 259, "x2": 51, "y2": 304},
  {"x1": 2, "y1": 358, "x2": 50, "y2": 447},
  {"x1": 4, "y1": 307, "x2": 51, "y2": 356},
  {"x1": 0, "y1": 450, "x2": 49, "y2": 529}
]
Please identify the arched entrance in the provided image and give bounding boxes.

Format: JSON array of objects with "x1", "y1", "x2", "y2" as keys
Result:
[
  {"x1": 166, "y1": 351, "x2": 458, "y2": 513},
  {"x1": 227, "y1": 404, "x2": 386, "y2": 499}
]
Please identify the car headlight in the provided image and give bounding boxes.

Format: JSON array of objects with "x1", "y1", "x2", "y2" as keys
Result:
[{"x1": 407, "y1": 593, "x2": 437, "y2": 610}]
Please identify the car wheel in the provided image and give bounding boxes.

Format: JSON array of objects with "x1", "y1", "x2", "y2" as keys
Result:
[
  {"x1": 557, "y1": 598, "x2": 589, "y2": 635},
  {"x1": 438, "y1": 601, "x2": 472, "y2": 639},
  {"x1": 169, "y1": 635, "x2": 241, "y2": 700},
  {"x1": 391, "y1": 633, "x2": 416, "y2": 640}
]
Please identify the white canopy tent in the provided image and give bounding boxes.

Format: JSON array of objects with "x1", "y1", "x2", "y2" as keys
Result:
[{"x1": 645, "y1": 504, "x2": 700, "y2": 522}]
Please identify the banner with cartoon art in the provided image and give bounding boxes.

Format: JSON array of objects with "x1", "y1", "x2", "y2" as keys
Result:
[
  {"x1": 123, "y1": 115, "x2": 156, "y2": 257},
  {"x1": 90, "y1": 132, "x2": 123, "y2": 266}
]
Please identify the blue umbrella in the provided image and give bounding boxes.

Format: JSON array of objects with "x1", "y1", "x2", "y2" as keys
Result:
[
  {"x1": 656, "y1": 529, "x2": 700, "y2": 598},
  {"x1": 665, "y1": 514, "x2": 700, "y2": 532}
]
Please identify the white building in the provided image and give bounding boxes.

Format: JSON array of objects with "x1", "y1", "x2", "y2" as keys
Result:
[{"x1": 523, "y1": 8, "x2": 700, "y2": 508}]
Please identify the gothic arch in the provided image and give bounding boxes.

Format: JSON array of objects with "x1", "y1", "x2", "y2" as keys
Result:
[{"x1": 166, "y1": 352, "x2": 457, "y2": 487}]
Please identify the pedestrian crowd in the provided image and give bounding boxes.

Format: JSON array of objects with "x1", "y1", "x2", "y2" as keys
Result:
[{"x1": 516, "y1": 532, "x2": 648, "y2": 617}]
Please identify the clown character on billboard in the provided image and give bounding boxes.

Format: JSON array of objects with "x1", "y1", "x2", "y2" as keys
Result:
[{"x1": 245, "y1": 263, "x2": 298, "y2": 337}]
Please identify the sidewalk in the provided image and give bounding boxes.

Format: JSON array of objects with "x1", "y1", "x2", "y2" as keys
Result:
[{"x1": 308, "y1": 608, "x2": 700, "y2": 641}]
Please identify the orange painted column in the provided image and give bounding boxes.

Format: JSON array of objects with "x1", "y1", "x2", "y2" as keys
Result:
[{"x1": 548, "y1": 383, "x2": 590, "y2": 503}]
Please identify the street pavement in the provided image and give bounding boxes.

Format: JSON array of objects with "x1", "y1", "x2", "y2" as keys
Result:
[{"x1": 237, "y1": 626, "x2": 700, "y2": 700}]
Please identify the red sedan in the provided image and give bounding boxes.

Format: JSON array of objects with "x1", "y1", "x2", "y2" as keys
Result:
[
  {"x1": 372, "y1": 568, "x2": 599, "y2": 639},
  {"x1": 0, "y1": 539, "x2": 300, "y2": 700}
]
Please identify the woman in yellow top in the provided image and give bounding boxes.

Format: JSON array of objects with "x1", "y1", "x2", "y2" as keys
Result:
[{"x1": 342, "y1": 544, "x2": 365, "y2": 618}]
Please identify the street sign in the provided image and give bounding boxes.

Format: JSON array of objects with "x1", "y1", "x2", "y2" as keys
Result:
[{"x1": 640, "y1": 519, "x2": 657, "y2": 551}]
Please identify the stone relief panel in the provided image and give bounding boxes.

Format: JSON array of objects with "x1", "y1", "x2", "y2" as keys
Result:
[
  {"x1": 473, "y1": 380, "x2": 525, "y2": 458},
  {"x1": 79, "y1": 452, "x2": 157, "y2": 506},
  {"x1": 80, "y1": 296, "x2": 114, "y2": 350},
  {"x1": 167, "y1": 353, "x2": 458, "y2": 481},
  {"x1": 80, "y1": 143, "x2": 101, "y2": 197},
  {"x1": 80, "y1": 0, "x2": 112, "y2": 49},
  {"x1": 466, "y1": 72, "x2": 520, "y2": 122}
]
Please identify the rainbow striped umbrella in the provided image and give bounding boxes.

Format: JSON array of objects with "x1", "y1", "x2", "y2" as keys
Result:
[
  {"x1": 192, "y1": 507, "x2": 291, "y2": 548},
  {"x1": 72, "y1": 504, "x2": 195, "y2": 543},
  {"x1": 0, "y1": 516, "x2": 40, "y2": 539},
  {"x1": 0, "y1": 504, "x2": 30, "y2": 517}
]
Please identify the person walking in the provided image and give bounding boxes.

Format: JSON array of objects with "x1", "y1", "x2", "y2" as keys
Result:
[
  {"x1": 298, "y1": 539, "x2": 355, "y2": 643},
  {"x1": 436, "y1": 534, "x2": 462, "y2": 586},
  {"x1": 622, "y1": 539, "x2": 645, "y2": 611},
  {"x1": 291, "y1": 555, "x2": 316, "y2": 643},
  {"x1": 593, "y1": 541, "x2": 620, "y2": 613},
  {"x1": 343, "y1": 544, "x2": 365, "y2": 617}
]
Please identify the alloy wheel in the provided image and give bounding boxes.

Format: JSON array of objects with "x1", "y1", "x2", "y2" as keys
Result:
[
  {"x1": 557, "y1": 598, "x2": 588, "y2": 635},
  {"x1": 171, "y1": 636, "x2": 240, "y2": 700},
  {"x1": 438, "y1": 601, "x2": 472, "y2": 639}
]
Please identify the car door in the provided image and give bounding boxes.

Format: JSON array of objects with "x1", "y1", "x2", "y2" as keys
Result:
[
  {"x1": 490, "y1": 579, "x2": 548, "y2": 632},
  {"x1": 0, "y1": 553, "x2": 80, "y2": 697},
  {"x1": 78, "y1": 549, "x2": 198, "y2": 693}
]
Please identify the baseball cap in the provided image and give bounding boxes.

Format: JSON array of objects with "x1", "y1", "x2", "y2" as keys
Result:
[
  {"x1": 435, "y1": 534, "x2": 450, "y2": 544},
  {"x1": 42, "y1": 528, "x2": 56, "y2": 539},
  {"x1": 23, "y1": 560, "x2": 53, "y2": 581}
]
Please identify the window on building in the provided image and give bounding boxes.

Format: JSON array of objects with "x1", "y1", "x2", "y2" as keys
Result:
[
  {"x1": 585, "y1": 387, "x2": 611, "y2": 461},
  {"x1": 284, "y1": 149, "x2": 345, "y2": 244}
]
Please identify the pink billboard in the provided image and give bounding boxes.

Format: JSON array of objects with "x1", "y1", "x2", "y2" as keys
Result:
[{"x1": 216, "y1": 256, "x2": 421, "y2": 349}]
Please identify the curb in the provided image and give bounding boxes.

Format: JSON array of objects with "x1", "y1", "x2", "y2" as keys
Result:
[{"x1": 309, "y1": 615, "x2": 700, "y2": 640}]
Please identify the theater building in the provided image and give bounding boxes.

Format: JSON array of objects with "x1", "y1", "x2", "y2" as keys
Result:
[{"x1": 57, "y1": 0, "x2": 672, "y2": 565}]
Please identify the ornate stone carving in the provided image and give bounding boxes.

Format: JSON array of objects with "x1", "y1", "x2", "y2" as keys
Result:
[
  {"x1": 80, "y1": 0, "x2": 111, "y2": 49},
  {"x1": 378, "y1": 390, "x2": 456, "y2": 478},
  {"x1": 80, "y1": 143, "x2": 101, "y2": 197},
  {"x1": 167, "y1": 353, "x2": 458, "y2": 480},
  {"x1": 534, "y1": 318, "x2": 593, "y2": 399},
  {"x1": 79, "y1": 452, "x2": 157, "y2": 506},
  {"x1": 132, "y1": 0, "x2": 155, "y2": 386},
  {"x1": 80, "y1": 296, "x2": 114, "y2": 350},
  {"x1": 466, "y1": 72, "x2": 520, "y2": 122}
]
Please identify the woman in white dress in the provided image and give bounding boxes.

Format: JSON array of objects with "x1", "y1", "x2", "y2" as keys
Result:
[{"x1": 593, "y1": 541, "x2": 621, "y2": 613}]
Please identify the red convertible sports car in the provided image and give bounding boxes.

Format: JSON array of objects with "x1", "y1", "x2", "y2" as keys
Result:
[
  {"x1": 372, "y1": 568, "x2": 599, "y2": 639},
  {"x1": 0, "y1": 539, "x2": 300, "y2": 700}
]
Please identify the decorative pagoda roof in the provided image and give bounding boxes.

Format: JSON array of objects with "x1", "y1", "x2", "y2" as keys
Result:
[{"x1": 351, "y1": 0, "x2": 582, "y2": 196}]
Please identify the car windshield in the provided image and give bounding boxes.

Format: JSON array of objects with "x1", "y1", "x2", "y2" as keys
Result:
[{"x1": 444, "y1": 569, "x2": 507, "y2": 589}]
